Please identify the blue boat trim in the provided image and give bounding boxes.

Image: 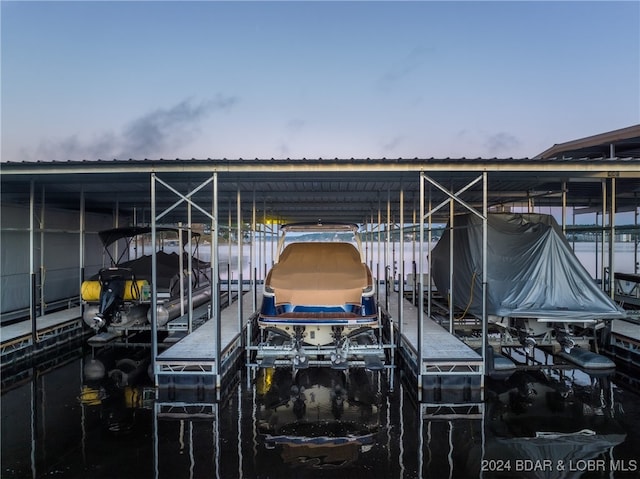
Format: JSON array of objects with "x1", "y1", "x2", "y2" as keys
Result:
[
  {"x1": 258, "y1": 317, "x2": 378, "y2": 325},
  {"x1": 264, "y1": 434, "x2": 376, "y2": 446}
]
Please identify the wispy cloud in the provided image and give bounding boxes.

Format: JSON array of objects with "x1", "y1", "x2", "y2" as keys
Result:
[
  {"x1": 276, "y1": 118, "x2": 307, "y2": 158},
  {"x1": 286, "y1": 118, "x2": 306, "y2": 133},
  {"x1": 451, "y1": 129, "x2": 523, "y2": 158},
  {"x1": 484, "y1": 131, "x2": 521, "y2": 157},
  {"x1": 381, "y1": 135, "x2": 404, "y2": 153},
  {"x1": 26, "y1": 96, "x2": 238, "y2": 161},
  {"x1": 377, "y1": 46, "x2": 432, "y2": 92}
]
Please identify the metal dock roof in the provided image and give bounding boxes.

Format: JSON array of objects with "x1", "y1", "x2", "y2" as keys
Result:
[{"x1": 2, "y1": 125, "x2": 639, "y2": 225}]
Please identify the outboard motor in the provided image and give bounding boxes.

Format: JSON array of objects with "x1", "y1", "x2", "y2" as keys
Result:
[{"x1": 92, "y1": 267, "x2": 134, "y2": 330}]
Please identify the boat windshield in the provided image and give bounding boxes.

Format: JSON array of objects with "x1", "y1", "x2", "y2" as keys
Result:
[{"x1": 276, "y1": 223, "x2": 364, "y2": 262}]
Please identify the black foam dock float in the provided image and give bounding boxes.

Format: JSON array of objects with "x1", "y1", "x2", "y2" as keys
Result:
[{"x1": 559, "y1": 347, "x2": 616, "y2": 370}]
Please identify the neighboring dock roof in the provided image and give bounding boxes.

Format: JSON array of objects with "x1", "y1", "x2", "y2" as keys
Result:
[{"x1": 536, "y1": 124, "x2": 640, "y2": 160}]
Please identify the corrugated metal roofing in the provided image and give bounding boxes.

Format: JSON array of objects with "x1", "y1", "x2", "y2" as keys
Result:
[{"x1": 2, "y1": 129, "x2": 639, "y2": 226}]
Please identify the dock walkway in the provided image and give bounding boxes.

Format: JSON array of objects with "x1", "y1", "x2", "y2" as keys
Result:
[
  {"x1": 1, "y1": 306, "x2": 85, "y2": 366},
  {"x1": 612, "y1": 318, "x2": 640, "y2": 341},
  {"x1": 608, "y1": 318, "x2": 640, "y2": 367},
  {"x1": 155, "y1": 292, "x2": 254, "y2": 394},
  {"x1": 382, "y1": 289, "x2": 484, "y2": 405}
]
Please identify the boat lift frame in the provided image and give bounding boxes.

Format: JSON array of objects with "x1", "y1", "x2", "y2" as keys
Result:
[
  {"x1": 150, "y1": 173, "x2": 222, "y2": 388},
  {"x1": 416, "y1": 172, "x2": 488, "y2": 402},
  {"x1": 244, "y1": 220, "x2": 397, "y2": 378}
]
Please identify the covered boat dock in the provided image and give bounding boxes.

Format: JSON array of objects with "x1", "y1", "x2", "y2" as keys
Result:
[{"x1": 2, "y1": 125, "x2": 640, "y2": 402}]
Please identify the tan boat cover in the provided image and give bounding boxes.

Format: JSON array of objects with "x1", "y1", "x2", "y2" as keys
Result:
[{"x1": 268, "y1": 242, "x2": 369, "y2": 306}]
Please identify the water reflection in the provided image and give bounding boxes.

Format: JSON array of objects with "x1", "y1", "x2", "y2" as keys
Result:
[
  {"x1": 477, "y1": 370, "x2": 628, "y2": 479},
  {"x1": 80, "y1": 348, "x2": 152, "y2": 435},
  {"x1": 254, "y1": 367, "x2": 382, "y2": 470},
  {"x1": 2, "y1": 347, "x2": 639, "y2": 479}
]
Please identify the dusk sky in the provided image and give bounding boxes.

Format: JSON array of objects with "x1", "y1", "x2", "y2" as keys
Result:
[{"x1": 2, "y1": 1, "x2": 639, "y2": 162}]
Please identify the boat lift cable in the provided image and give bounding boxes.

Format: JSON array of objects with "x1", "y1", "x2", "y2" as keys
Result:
[{"x1": 451, "y1": 271, "x2": 477, "y2": 321}]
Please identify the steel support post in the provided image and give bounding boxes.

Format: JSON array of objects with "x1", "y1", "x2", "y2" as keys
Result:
[
  {"x1": 40, "y1": 186, "x2": 45, "y2": 316},
  {"x1": 418, "y1": 172, "x2": 425, "y2": 399},
  {"x1": 633, "y1": 203, "x2": 640, "y2": 274},
  {"x1": 151, "y1": 173, "x2": 158, "y2": 385},
  {"x1": 251, "y1": 188, "x2": 257, "y2": 313},
  {"x1": 449, "y1": 198, "x2": 454, "y2": 334},
  {"x1": 398, "y1": 187, "x2": 404, "y2": 340},
  {"x1": 213, "y1": 173, "x2": 220, "y2": 386},
  {"x1": 79, "y1": 188, "x2": 85, "y2": 292},
  {"x1": 561, "y1": 180, "x2": 567, "y2": 234},
  {"x1": 481, "y1": 171, "x2": 488, "y2": 385},
  {"x1": 237, "y1": 186, "x2": 243, "y2": 333},
  {"x1": 386, "y1": 188, "x2": 391, "y2": 304},
  {"x1": 609, "y1": 177, "x2": 616, "y2": 299},
  {"x1": 601, "y1": 179, "x2": 607, "y2": 285},
  {"x1": 29, "y1": 181, "x2": 37, "y2": 343},
  {"x1": 188, "y1": 201, "x2": 193, "y2": 333}
]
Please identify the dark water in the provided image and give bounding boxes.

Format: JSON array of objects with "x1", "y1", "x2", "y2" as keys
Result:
[{"x1": 2, "y1": 343, "x2": 640, "y2": 479}]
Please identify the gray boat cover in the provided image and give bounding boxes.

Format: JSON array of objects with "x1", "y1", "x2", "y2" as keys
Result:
[{"x1": 431, "y1": 213, "x2": 625, "y2": 321}]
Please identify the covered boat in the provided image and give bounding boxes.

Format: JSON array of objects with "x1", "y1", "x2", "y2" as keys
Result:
[
  {"x1": 256, "y1": 222, "x2": 387, "y2": 369},
  {"x1": 431, "y1": 213, "x2": 626, "y2": 347}
]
